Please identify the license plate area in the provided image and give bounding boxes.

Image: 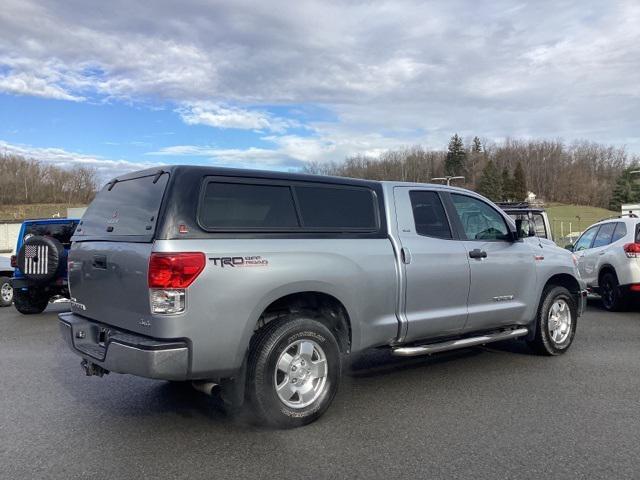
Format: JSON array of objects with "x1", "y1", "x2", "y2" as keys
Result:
[{"x1": 71, "y1": 324, "x2": 108, "y2": 361}]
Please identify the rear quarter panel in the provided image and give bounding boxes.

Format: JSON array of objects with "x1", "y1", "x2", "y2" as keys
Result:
[{"x1": 153, "y1": 238, "x2": 399, "y2": 378}]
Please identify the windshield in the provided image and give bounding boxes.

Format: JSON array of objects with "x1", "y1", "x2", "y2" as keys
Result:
[{"x1": 75, "y1": 173, "x2": 169, "y2": 238}]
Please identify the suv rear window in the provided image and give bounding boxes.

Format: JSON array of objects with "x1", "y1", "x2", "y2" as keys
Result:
[
  {"x1": 200, "y1": 182, "x2": 299, "y2": 229},
  {"x1": 76, "y1": 173, "x2": 169, "y2": 237}
]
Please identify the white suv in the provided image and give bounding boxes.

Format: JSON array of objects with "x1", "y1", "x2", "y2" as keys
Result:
[{"x1": 572, "y1": 216, "x2": 640, "y2": 310}]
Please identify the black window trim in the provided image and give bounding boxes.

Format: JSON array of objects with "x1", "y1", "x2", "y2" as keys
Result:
[
  {"x1": 443, "y1": 192, "x2": 514, "y2": 242},
  {"x1": 408, "y1": 189, "x2": 458, "y2": 241},
  {"x1": 196, "y1": 176, "x2": 382, "y2": 234}
]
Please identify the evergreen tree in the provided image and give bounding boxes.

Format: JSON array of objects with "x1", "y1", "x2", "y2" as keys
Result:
[
  {"x1": 477, "y1": 160, "x2": 502, "y2": 202},
  {"x1": 444, "y1": 134, "x2": 467, "y2": 177},
  {"x1": 472, "y1": 136, "x2": 482, "y2": 153},
  {"x1": 609, "y1": 165, "x2": 640, "y2": 211},
  {"x1": 512, "y1": 162, "x2": 527, "y2": 201},
  {"x1": 501, "y1": 166, "x2": 513, "y2": 201}
]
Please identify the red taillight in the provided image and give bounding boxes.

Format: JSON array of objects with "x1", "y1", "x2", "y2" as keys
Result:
[
  {"x1": 630, "y1": 284, "x2": 640, "y2": 292},
  {"x1": 623, "y1": 243, "x2": 640, "y2": 258},
  {"x1": 148, "y1": 252, "x2": 206, "y2": 288},
  {"x1": 10, "y1": 255, "x2": 17, "y2": 268}
]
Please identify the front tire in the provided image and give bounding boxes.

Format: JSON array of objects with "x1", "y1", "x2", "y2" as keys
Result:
[
  {"x1": 247, "y1": 314, "x2": 341, "y2": 428},
  {"x1": 528, "y1": 285, "x2": 577, "y2": 355},
  {"x1": 0, "y1": 276, "x2": 13, "y2": 307},
  {"x1": 13, "y1": 288, "x2": 49, "y2": 314}
]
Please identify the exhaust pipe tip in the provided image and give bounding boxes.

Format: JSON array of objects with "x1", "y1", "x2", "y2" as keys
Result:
[{"x1": 192, "y1": 381, "x2": 219, "y2": 396}]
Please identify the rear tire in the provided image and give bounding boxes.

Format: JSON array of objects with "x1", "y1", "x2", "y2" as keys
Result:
[
  {"x1": 599, "y1": 272, "x2": 625, "y2": 311},
  {"x1": 0, "y1": 276, "x2": 13, "y2": 307},
  {"x1": 247, "y1": 314, "x2": 341, "y2": 428},
  {"x1": 13, "y1": 288, "x2": 49, "y2": 314},
  {"x1": 528, "y1": 285, "x2": 577, "y2": 356}
]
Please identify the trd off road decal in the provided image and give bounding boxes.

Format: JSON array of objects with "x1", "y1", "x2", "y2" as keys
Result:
[{"x1": 209, "y1": 255, "x2": 269, "y2": 268}]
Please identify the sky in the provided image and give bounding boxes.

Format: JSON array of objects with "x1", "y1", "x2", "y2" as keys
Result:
[{"x1": 0, "y1": 0, "x2": 639, "y2": 183}]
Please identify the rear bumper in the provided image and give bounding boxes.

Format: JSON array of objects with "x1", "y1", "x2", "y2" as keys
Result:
[{"x1": 58, "y1": 312, "x2": 189, "y2": 380}]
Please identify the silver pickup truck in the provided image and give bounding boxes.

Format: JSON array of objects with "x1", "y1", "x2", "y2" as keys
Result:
[{"x1": 59, "y1": 166, "x2": 586, "y2": 428}]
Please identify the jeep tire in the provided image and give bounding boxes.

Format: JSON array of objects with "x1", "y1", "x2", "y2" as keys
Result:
[
  {"x1": 13, "y1": 288, "x2": 49, "y2": 315},
  {"x1": 247, "y1": 314, "x2": 341, "y2": 428}
]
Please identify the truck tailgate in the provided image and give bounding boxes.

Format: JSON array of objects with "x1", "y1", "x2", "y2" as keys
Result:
[{"x1": 69, "y1": 241, "x2": 153, "y2": 334}]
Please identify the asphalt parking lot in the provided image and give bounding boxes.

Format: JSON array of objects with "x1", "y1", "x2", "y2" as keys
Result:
[{"x1": 1, "y1": 301, "x2": 639, "y2": 479}]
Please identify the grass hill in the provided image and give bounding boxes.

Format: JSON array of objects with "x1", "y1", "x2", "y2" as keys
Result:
[
  {"x1": 546, "y1": 203, "x2": 618, "y2": 242},
  {"x1": 0, "y1": 203, "x2": 87, "y2": 221}
]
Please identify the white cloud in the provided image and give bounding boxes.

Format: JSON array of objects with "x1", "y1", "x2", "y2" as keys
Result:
[
  {"x1": 177, "y1": 102, "x2": 294, "y2": 132},
  {"x1": 0, "y1": 0, "x2": 639, "y2": 153},
  {"x1": 0, "y1": 141, "x2": 158, "y2": 182},
  {"x1": 0, "y1": 72, "x2": 84, "y2": 101}
]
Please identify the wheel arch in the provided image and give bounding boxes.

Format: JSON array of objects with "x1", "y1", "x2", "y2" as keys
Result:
[
  {"x1": 597, "y1": 264, "x2": 617, "y2": 287},
  {"x1": 253, "y1": 290, "x2": 352, "y2": 355},
  {"x1": 527, "y1": 273, "x2": 581, "y2": 341}
]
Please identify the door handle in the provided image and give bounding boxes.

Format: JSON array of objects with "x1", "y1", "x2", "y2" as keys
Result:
[
  {"x1": 92, "y1": 255, "x2": 107, "y2": 269},
  {"x1": 469, "y1": 249, "x2": 487, "y2": 259},
  {"x1": 401, "y1": 247, "x2": 412, "y2": 264}
]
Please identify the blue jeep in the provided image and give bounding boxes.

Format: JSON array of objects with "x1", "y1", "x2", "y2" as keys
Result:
[{"x1": 10, "y1": 218, "x2": 80, "y2": 314}]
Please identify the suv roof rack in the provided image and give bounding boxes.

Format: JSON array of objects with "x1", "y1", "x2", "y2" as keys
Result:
[
  {"x1": 496, "y1": 202, "x2": 531, "y2": 208},
  {"x1": 597, "y1": 213, "x2": 639, "y2": 222}
]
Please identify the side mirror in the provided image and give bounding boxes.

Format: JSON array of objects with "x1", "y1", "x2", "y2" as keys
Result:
[
  {"x1": 564, "y1": 244, "x2": 574, "y2": 251},
  {"x1": 514, "y1": 219, "x2": 531, "y2": 240}
]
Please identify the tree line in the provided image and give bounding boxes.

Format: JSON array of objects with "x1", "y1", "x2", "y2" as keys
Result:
[
  {"x1": 304, "y1": 136, "x2": 640, "y2": 210},
  {"x1": 0, "y1": 154, "x2": 97, "y2": 205}
]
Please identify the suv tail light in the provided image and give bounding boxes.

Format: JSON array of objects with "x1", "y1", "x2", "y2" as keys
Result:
[
  {"x1": 10, "y1": 255, "x2": 17, "y2": 268},
  {"x1": 148, "y1": 252, "x2": 205, "y2": 314},
  {"x1": 623, "y1": 243, "x2": 640, "y2": 258}
]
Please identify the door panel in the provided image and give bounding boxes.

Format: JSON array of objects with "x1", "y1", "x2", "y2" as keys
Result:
[
  {"x1": 573, "y1": 226, "x2": 600, "y2": 284},
  {"x1": 393, "y1": 188, "x2": 470, "y2": 341},
  {"x1": 447, "y1": 193, "x2": 537, "y2": 330}
]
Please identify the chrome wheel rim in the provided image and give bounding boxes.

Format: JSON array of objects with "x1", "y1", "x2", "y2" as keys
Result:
[
  {"x1": 1, "y1": 282, "x2": 12, "y2": 303},
  {"x1": 548, "y1": 299, "x2": 572, "y2": 344},
  {"x1": 274, "y1": 339, "x2": 328, "y2": 409}
]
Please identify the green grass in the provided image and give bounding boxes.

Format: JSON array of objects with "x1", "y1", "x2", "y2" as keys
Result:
[
  {"x1": 0, "y1": 203, "x2": 87, "y2": 221},
  {"x1": 546, "y1": 203, "x2": 617, "y2": 242}
]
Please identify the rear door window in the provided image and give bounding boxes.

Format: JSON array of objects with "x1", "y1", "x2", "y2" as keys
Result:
[
  {"x1": 76, "y1": 173, "x2": 169, "y2": 238},
  {"x1": 611, "y1": 222, "x2": 627, "y2": 243},
  {"x1": 409, "y1": 191, "x2": 452, "y2": 239},
  {"x1": 199, "y1": 182, "x2": 299, "y2": 229},
  {"x1": 592, "y1": 223, "x2": 616, "y2": 248},
  {"x1": 294, "y1": 185, "x2": 377, "y2": 230}
]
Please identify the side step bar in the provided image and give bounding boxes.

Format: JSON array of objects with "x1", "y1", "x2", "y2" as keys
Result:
[{"x1": 392, "y1": 328, "x2": 529, "y2": 357}]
